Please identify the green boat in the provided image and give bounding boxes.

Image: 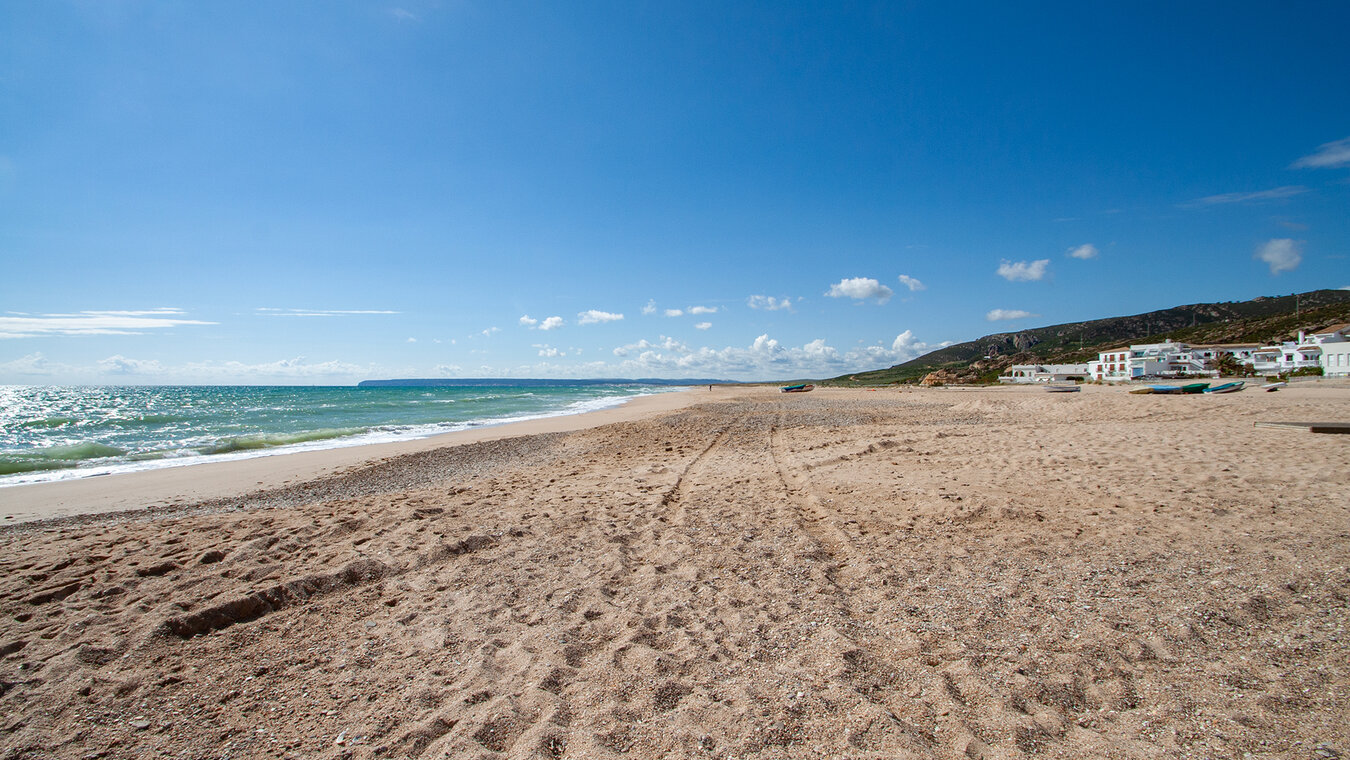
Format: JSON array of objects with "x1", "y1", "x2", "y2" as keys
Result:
[{"x1": 1180, "y1": 383, "x2": 1210, "y2": 394}]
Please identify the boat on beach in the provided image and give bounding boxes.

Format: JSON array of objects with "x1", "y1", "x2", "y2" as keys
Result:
[
  {"x1": 1204, "y1": 381, "x2": 1245, "y2": 394},
  {"x1": 1045, "y1": 385, "x2": 1080, "y2": 392},
  {"x1": 780, "y1": 383, "x2": 814, "y2": 393},
  {"x1": 1133, "y1": 382, "x2": 1212, "y2": 395},
  {"x1": 1263, "y1": 381, "x2": 1287, "y2": 392}
]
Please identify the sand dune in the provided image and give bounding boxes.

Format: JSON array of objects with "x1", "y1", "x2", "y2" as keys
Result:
[{"x1": 2, "y1": 384, "x2": 1348, "y2": 759}]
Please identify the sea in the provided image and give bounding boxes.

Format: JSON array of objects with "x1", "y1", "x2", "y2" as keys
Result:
[{"x1": 0, "y1": 383, "x2": 680, "y2": 487}]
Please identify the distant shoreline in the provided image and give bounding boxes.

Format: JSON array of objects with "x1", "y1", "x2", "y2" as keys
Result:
[{"x1": 0, "y1": 388, "x2": 706, "y2": 524}]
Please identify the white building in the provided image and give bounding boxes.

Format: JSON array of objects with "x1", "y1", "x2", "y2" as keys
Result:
[
  {"x1": 1050, "y1": 324, "x2": 1350, "y2": 383},
  {"x1": 999, "y1": 364, "x2": 1091, "y2": 383},
  {"x1": 1088, "y1": 340, "x2": 1211, "y2": 381},
  {"x1": 1322, "y1": 341, "x2": 1350, "y2": 377},
  {"x1": 1089, "y1": 347, "x2": 1132, "y2": 381},
  {"x1": 1312, "y1": 324, "x2": 1349, "y2": 377},
  {"x1": 1251, "y1": 325, "x2": 1349, "y2": 376},
  {"x1": 1189, "y1": 344, "x2": 1262, "y2": 365}
]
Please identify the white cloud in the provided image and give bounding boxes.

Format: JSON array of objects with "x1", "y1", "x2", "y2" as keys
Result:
[
  {"x1": 535, "y1": 345, "x2": 564, "y2": 358},
  {"x1": 490, "y1": 330, "x2": 941, "y2": 381},
  {"x1": 481, "y1": 326, "x2": 501, "y2": 337},
  {"x1": 1185, "y1": 186, "x2": 1309, "y2": 206},
  {"x1": 986, "y1": 309, "x2": 1039, "y2": 321},
  {"x1": 578, "y1": 310, "x2": 623, "y2": 325},
  {"x1": 0, "y1": 309, "x2": 216, "y2": 339},
  {"x1": 98, "y1": 355, "x2": 166, "y2": 375},
  {"x1": 996, "y1": 259, "x2": 1050, "y2": 282},
  {"x1": 841, "y1": 331, "x2": 935, "y2": 368},
  {"x1": 177, "y1": 357, "x2": 379, "y2": 383},
  {"x1": 1067, "y1": 244, "x2": 1098, "y2": 260},
  {"x1": 751, "y1": 334, "x2": 780, "y2": 353},
  {"x1": 642, "y1": 299, "x2": 657, "y2": 315},
  {"x1": 826, "y1": 277, "x2": 893, "y2": 304},
  {"x1": 688, "y1": 306, "x2": 718, "y2": 315},
  {"x1": 390, "y1": 8, "x2": 418, "y2": 22},
  {"x1": 891, "y1": 330, "x2": 928, "y2": 355},
  {"x1": 538, "y1": 317, "x2": 563, "y2": 331},
  {"x1": 612, "y1": 336, "x2": 689, "y2": 357},
  {"x1": 664, "y1": 309, "x2": 684, "y2": 317},
  {"x1": 519, "y1": 315, "x2": 538, "y2": 327},
  {"x1": 695, "y1": 322, "x2": 712, "y2": 330},
  {"x1": 747, "y1": 295, "x2": 795, "y2": 311},
  {"x1": 406, "y1": 337, "x2": 417, "y2": 343},
  {"x1": 83, "y1": 308, "x2": 184, "y2": 316},
  {"x1": 0, "y1": 352, "x2": 377, "y2": 385},
  {"x1": 434, "y1": 364, "x2": 461, "y2": 375},
  {"x1": 0, "y1": 352, "x2": 58, "y2": 376},
  {"x1": 897, "y1": 275, "x2": 926, "y2": 292},
  {"x1": 257, "y1": 308, "x2": 399, "y2": 317},
  {"x1": 802, "y1": 338, "x2": 838, "y2": 360},
  {"x1": 1255, "y1": 238, "x2": 1302, "y2": 275},
  {"x1": 0, "y1": 352, "x2": 373, "y2": 383},
  {"x1": 1291, "y1": 136, "x2": 1350, "y2": 169}
]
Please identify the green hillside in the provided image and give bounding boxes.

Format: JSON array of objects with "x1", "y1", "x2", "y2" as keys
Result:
[{"x1": 825, "y1": 289, "x2": 1350, "y2": 386}]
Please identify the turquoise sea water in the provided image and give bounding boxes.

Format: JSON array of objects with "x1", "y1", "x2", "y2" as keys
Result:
[{"x1": 0, "y1": 384, "x2": 674, "y2": 486}]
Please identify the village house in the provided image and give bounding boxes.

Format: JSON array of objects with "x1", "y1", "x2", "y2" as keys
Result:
[
  {"x1": 1087, "y1": 340, "x2": 1210, "y2": 381},
  {"x1": 998, "y1": 363, "x2": 1091, "y2": 384},
  {"x1": 1252, "y1": 324, "x2": 1350, "y2": 376},
  {"x1": 1189, "y1": 343, "x2": 1262, "y2": 366},
  {"x1": 1086, "y1": 324, "x2": 1349, "y2": 381}
]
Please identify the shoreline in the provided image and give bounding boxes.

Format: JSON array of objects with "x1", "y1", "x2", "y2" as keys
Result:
[{"x1": 0, "y1": 387, "x2": 706, "y2": 525}]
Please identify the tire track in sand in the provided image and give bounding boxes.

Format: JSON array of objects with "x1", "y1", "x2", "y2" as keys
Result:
[
  {"x1": 766, "y1": 414, "x2": 949, "y2": 755},
  {"x1": 768, "y1": 420, "x2": 867, "y2": 587},
  {"x1": 658, "y1": 421, "x2": 738, "y2": 531}
]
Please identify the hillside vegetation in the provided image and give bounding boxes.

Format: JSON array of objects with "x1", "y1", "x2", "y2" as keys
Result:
[{"x1": 825, "y1": 289, "x2": 1350, "y2": 386}]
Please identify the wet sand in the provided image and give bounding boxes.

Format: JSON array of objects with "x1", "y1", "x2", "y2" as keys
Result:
[{"x1": 1, "y1": 384, "x2": 1348, "y2": 759}]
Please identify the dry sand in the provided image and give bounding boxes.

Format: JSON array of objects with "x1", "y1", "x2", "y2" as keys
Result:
[{"x1": 1, "y1": 383, "x2": 1348, "y2": 759}]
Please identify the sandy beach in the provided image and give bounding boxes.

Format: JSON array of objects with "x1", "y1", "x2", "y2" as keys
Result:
[{"x1": 2, "y1": 383, "x2": 1348, "y2": 759}]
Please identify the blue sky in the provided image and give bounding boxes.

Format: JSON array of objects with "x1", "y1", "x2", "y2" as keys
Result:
[{"x1": 2, "y1": 1, "x2": 1348, "y2": 384}]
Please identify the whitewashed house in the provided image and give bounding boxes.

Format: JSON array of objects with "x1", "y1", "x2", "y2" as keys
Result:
[
  {"x1": 1315, "y1": 324, "x2": 1350, "y2": 377},
  {"x1": 998, "y1": 364, "x2": 1091, "y2": 383},
  {"x1": 1190, "y1": 343, "x2": 1262, "y2": 366},
  {"x1": 1088, "y1": 347, "x2": 1132, "y2": 381},
  {"x1": 1043, "y1": 325, "x2": 1349, "y2": 383},
  {"x1": 1322, "y1": 342, "x2": 1350, "y2": 377},
  {"x1": 1088, "y1": 340, "x2": 1211, "y2": 381},
  {"x1": 1251, "y1": 326, "x2": 1348, "y2": 375}
]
